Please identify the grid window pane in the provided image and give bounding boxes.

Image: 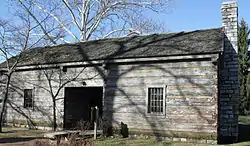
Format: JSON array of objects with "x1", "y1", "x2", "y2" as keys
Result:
[
  {"x1": 24, "y1": 89, "x2": 33, "y2": 108},
  {"x1": 148, "y1": 87, "x2": 164, "y2": 114}
]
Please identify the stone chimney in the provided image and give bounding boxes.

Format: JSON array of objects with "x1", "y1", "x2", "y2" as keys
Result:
[
  {"x1": 221, "y1": 1, "x2": 238, "y2": 52},
  {"x1": 218, "y1": 1, "x2": 239, "y2": 144}
]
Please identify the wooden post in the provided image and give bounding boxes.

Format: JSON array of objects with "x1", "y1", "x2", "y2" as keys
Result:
[
  {"x1": 94, "y1": 106, "x2": 98, "y2": 140},
  {"x1": 90, "y1": 107, "x2": 94, "y2": 123}
]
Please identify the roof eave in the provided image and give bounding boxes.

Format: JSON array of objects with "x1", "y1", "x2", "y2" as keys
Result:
[{"x1": 6, "y1": 53, "x2": 220, "y2": 72}]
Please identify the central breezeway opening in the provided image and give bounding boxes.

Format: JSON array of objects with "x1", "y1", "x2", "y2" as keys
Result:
[{"x1": 64, "y1": 87, "x2": 103, "y2": 129}]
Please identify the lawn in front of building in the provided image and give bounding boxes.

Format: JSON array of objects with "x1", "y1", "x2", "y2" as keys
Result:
[{"x1": 0, "y1": 116, "x2": 250, "y2": 146}]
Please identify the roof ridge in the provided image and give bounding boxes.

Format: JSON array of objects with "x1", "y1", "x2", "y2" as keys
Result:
[{"x1": 31, "y1": 27, "x2": 223, "y2": 50}]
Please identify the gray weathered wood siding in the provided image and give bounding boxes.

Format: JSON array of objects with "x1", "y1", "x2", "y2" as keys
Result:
[
  {"x1": 5, "y1": 66, "x2": 104, "y2": 127},
  {"x1": 4, "y1": 54, "x2": 218, "y2": 136},
  {"x1": 103, "y1": 57, "x2": 218, "y2": 134}
]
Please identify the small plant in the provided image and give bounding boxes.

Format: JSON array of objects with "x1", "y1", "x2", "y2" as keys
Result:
[
  {"x1": 67, "y1": 132, "x2": 78, "y2": 145},
  {"x1": 120, "y1": 122, "x2": 128, "y2": 138},
  {"x1": 76, "y1": 119, "x2": 91, "y2": 133},
  {"x1": 32, "y1": 139, "x2": 52, "y2": 146},
  {"x1": 66, "y1": 119, "x2": 93, "y2": 145}
]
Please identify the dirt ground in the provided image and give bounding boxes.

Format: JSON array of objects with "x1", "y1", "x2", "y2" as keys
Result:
[
  {"x1": 0, "y1": 127, "x2": 94, "y2": 146},
  {"x1": 1, "y1": 126, "x2": 250, "y2": 146},
  {"x1": 0, "y1": 139, "x2": 43, "y2": 146},
  {"x1": 0, "y1": 127, "x2": 49, "y2": 146}
]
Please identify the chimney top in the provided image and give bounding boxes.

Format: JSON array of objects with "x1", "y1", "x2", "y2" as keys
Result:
[
  {"x1": 221, "y1": 1, "x2": 237, "y2": 9},
  {"x1": 221, "y1": 0, "x2": 238, "y2": 53}
]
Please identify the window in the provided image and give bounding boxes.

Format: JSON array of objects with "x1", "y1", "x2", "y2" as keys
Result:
[
  {"x1": 24, "y1": 89, "x2": 33, "y2": 108},
  {"x1": 147, "y1": 86, "x2": 165, "y2": 115}
]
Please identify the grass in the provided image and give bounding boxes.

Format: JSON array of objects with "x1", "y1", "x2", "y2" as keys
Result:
[
  {"x1": 0, "y1": 116, "x2": 250, "y2": 146},
  {"x1": 0, "y1": 127, "x2": 45, "y2": 145},
  {"x1": 229, "y1": 142, "x2": 250, "y2": 146},
  {"x1": 95, "y1": 137, "x2": 250, "y2": 146},
  {"x1": 0, "y1": 128, "x2": 207, "y2": 146},
  {"x1": 95, "y1": 137, "x2": 205, "y2": 146},
  {"x1": 239, "y1": 115, "x2": 250, "y2": 125},
  {"x1": 0, "y1": 127, "x2": 44, "y2": 138}
]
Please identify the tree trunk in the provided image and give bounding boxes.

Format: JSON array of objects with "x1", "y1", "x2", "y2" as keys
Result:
[
  {"x1": 53, "y1": 98, "x2": 57, "y2": 131},
  {"x1": 244, "y1": 76, "x2": 248, "y2": 114},
  {"x1": 0, "y1": 74, "x2": 11, "y2": 133}
]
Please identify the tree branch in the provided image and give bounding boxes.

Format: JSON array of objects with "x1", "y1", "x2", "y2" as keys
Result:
[
  {"x1": 29, "y1": 0, "x2": 80, "y2": 42},
  {"x1": 61, "y1": 0, "x2": 81, "y2": 31},
  {"x1": 18, "y1": 0, "x2": 57, "y2": 44}
]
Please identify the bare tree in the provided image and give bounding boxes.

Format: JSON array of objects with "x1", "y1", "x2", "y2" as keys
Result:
[
  {"x1": 38, "y1": 67, "x2": 88, "y2": 131},
  {"x1": 0, "y1": 4, "x2": 59, "y2": 132},
  {"x1": 14, "y1": 64, "x2": 99, "y2": 131},
  {"x1": 0, "y1": 0, "x2": 172, "y2": 132},
  {"x1": 0, "y1": 21, "x2": 28, "y2": 132},
  {"x1": 16, "y1": 0, "x2": 172, "y2": 42}
]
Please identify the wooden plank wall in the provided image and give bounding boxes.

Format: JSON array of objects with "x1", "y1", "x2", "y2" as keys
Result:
[
  {"x1": 5, "y1": 66, "x2": 104, "y2": 127},
  {"x1": 103, "y1": 58, "x2": 218, "y2": 134},
  {"x1": 5, "y1": 54, "x2": 218, "y2": 135}
]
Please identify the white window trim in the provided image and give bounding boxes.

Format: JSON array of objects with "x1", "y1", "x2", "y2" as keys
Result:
[{"x1": 146, "y1": 85, "x2": 166, "y2": 117}]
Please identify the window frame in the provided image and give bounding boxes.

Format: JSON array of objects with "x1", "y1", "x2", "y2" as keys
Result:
[
  {"x1": 23, "y1": 89, "x2": 34, "y2": 109},
  {"x1": 146, "y1": 85, "x2": 166, "y2": 116}
]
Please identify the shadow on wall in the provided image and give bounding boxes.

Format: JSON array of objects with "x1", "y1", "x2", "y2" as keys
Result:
[
  {"x1": 78, "y1": 33, "x2": 218, "y2": 141},
  {"x1": 4, "y1": 30, "x2": 223, "y2": 142},
  {"x1": 217, "y1": 35, "x2": 239, "y2": 144},
  {"x1": 1, "y1": 80, "x2": 54, "y2": 129}
]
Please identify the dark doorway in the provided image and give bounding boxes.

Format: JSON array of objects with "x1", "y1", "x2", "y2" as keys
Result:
[{"x1": 64, "y1": 87, "x2": 103, "y2": 129}]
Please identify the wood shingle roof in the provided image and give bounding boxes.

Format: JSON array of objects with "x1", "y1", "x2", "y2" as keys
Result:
[{"x1": 1, "y1": 27, "x2": 223, "y2": 67}]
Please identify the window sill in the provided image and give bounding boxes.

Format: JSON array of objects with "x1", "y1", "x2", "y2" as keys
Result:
[
  {"x1": 146, "y1": 113, "x2": 166, "y2": 118},
  {"x1": 24, "y1": 107, "x2": 35, "y2": 111}
]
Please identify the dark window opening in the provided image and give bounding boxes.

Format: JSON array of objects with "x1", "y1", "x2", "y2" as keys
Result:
[
  {"x1": 24, "y1": 89, "x2": 33, "y2": 108},
  {"x1": 148, "y1": 87, "x2": 164, "y2": 114}
]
